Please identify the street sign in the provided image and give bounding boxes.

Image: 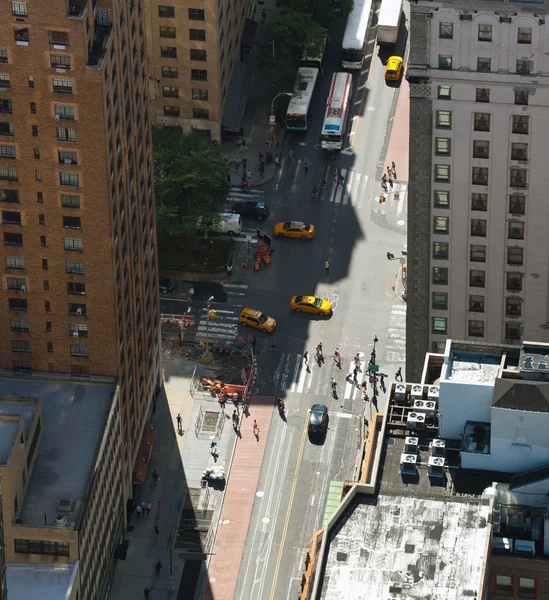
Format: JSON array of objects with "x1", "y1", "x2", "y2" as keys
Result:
[
  {"x1": 368, "y1": 364, "x2": 379, "y2": 373},
  {"x1": 269, "y1": 115, "x2": 276, "y2": 124}
]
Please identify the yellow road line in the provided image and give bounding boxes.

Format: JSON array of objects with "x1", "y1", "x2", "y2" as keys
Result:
[{"x1": 268, "y1": 414, "x2": 309, "y2": 600}]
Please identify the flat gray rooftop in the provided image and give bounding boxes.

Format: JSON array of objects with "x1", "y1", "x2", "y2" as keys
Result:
[
  {"x1": 0, "y1": 400, "x2": 35, "y2": 438},
  {"x1": 320, "y1": 494, "x2": 489, "y2": 600},
  {"x1": 446, "y1": 351, "x2": 500, "y2": 384},
  {"x1": 7, "y1": 563, "x2": 77, "y2": 599},
  {"x1": 0, "y1": 377, "x2": 114, "y2": 526}
]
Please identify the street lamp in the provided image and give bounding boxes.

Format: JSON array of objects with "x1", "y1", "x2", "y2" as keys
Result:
[
  {"x1": 370, "y1": 335, "x2": 378, "y2": 366},
  {"x1": 269, "y1": 92, "x2": 292, "y2": 148},
  {"x1": 201, "y1": 295, "x2": 215, "y2": 363}
]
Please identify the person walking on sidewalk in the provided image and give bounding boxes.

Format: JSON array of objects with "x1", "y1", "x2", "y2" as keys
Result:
[
  {"x1": 176, "y1": 413, "x2": 182, "y2": 431},
  {"x1": 135, "y1": 504, "x2": 142, "y2": 519},
  {"x1": 303, "y1": 351, "x2": 309, "y2": 365},
  {"x1": 271, "y1": 339, "x2": 278, "y2": 352},
  {"x1": 251, "y1": 335, "x2": 256, "y2": 351},
  {"x1": 334, "y1": 348, "x2": 341, "y2": 367},
  {"x1": 146, "y1": 501, "x2": 152, "y2": 516},
  {"x1": 391, "y1": 161, "x2": 397, "y2": 179},
  {"x1": 253, "y1": 420, "x2": 260, "y2": 440},
  {"x1": 304, "y1": 161, "x2": 308, "y2": 173},
  {"x1": 144, "y1": 587, "x2": 151, "y2": 599},
  {"x1": 154, "y1": 525, "x2": 160, "y2": 539},
  {"x1": 156, "y1": 500, "x2": 162, "y2": 513},
  {"x1": 235, "y1": 156, "x2": 241, "y2": 171},
  {"x1": 395, "y1": 367, "x2": 403, "y2": 382},
  {"x1": 275, "y1": 156, "x2": 281, "y2": 168},
  {"x1": 152, "y1": 469, "x2": 159, "y2": 484},
  {"x1": 155, "y1": 561, "x2": 163, "y2": 576}
]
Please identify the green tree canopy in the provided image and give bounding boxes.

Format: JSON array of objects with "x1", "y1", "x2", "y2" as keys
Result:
[
  {"x1": 153, "y1": 127, "x2": 231, "y2": 236},
  {"x1": 257, "y1": 9, "x2": 328, "y2": 92},
  {"x1": 280, "y1": 0, "x2": 353, "y2": 30}
]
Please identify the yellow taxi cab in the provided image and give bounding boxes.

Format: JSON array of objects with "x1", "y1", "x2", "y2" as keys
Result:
[
  {"x1": 385, "y1": 56, "x2": 403, "y2": 81},
  {"x1": 273, "y1": 221, "x2": 315, "y2": 239},
  {"x1": 290, "y1": 295, "x2": 333, "y2": 316},
  {"x1": 238, "y1": 307, "x2": 276, "y2": 332}
]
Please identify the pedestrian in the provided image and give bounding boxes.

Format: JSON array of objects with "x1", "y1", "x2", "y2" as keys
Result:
[
  {"x1": 388, "y1": 176, "x2": 393, "y2": 189},
  {"x1": 324, "y1": 261, "x2": 330, "y2": 276},
  {"x1": 242, "y1": 157, "x2": 247, "y2": 169},
  {"x1": 154, "y1": 525, "x2": 160, "y2": 538},
  {"x1": 391, "y1": 161, "x2": 397, "y2": 179},
  {"x1": 331, "y1": 154, "x2": 336, "y2": 164},
  {"x1": 303, "y1": 351, "x2": 309, "y2": 364},
  {"x1": 232, "y1": 409, "x2": 238, "y2": 425},
  {"x1": 247, "y1": 177, "x2": 253, "y2": 190},
  {"x1": 331, "y1": 377, "x2": 337, "y2": 390},
  {"x1": 304, "y1": 161, "x2": 308, "y2": 172},
  {"x1": 241, "y1": 138, "x2": 248, "y2": 150},
  {"x1": 135, "y1": 504, "x2": 142, "y2": 519},
  {"x1": 141, "y1": 501, "x2": 147, "y2": 514},
  {"x1": 235, "y1": 156, "x2": 241, "y2": 170},
  {"x1": 320, "y1": 179, "x2": 326, "y2": 192},
  {"x1": 387, "y1": 165, "x2": 392, "y2": 177},
  {"x1": 146, "y1": 501, "x2": 152, "y2": 516},
  {"x1": 312, "y1": 185, "x2": 318, "y2": 198},
  {"x1": 317, "y1": 342, "x2": 323, "y2": 357},
  {"x1": 246, "y1": 169, "x2": 252, "y2": 180},
  {"x1": 156, "y1": 500, "x2": 162, "y2": 513},
  {"x1": 226, "y1": 264, "x2": 233, "y2": 277},
  {"x1": 395, "y1": 367, "x2": 403, "y2": 382},
  {"x1": 251, "y1": 335, "x2": 256, "y2": 351},
  {"x1": 253, "y1": 420, "x2": 260, "y2": 440},
  {"x1": 271, "y1": 339, "x2": 278, "y2": 352},
  {"x1": 259, "y1": 152, "x2": 264, "y2": 163},
  {"x1": 156, "y1": 561, "x2": 163, "y2": 576},
  {"x1": 353, "y1": 367, "x2": 359, "y2": 382},
  {"x1": 176, "y1": 413, "x2": 182, "y2": 430},
  {"x1": 289, "y1": 149, "x2": 295, "y2": 162},
  {"x1": 253, "y1": 95, "x2": 258, "y2": 103},
  {"x1": 275, "y1": 156, "x2": 281, "y2": 168},
  {"x1": 242, "y1": 166, "x2": 247, "y2": 182},
  {"x1": 144, "y1": 586, "x2": 151, "y2": 599}
]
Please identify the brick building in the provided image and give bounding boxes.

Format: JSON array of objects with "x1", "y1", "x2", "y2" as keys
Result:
[{"x1": 0, "y1": 0, "x2": 161, "y2": 480}]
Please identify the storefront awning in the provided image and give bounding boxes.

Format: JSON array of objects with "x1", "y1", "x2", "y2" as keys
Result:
[
  {"x1": 221, "y1": 62, "x2": 252, "y2": 136},
  {"x1": 132, "y1": 422, "x2": 157, "y2": 485}
]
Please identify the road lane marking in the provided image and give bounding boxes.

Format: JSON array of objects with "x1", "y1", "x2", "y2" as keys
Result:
[{"x1": 290, "y1": 354, "x2": 301, "y2": 393}]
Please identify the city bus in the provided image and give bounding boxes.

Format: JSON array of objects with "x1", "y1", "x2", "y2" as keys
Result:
[
  {"x1": 342, "y1": 0, "x2": 374, "y2": 69},
  {"x1": 300, "y1": 34, "x2": 329, "y2": 76},
  {"x1": 321, "y1": 72, "x2": 353, "y2": 150},
  {"x1": 285, "y1": 67, "x2": 320, "y2": 131}
]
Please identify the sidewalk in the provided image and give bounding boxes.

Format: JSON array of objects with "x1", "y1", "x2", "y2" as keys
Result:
[{"x1": 384, "y1": 74, "x2": 409, "y2": 183}]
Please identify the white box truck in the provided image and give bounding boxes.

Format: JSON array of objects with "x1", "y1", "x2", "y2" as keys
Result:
[{"x1": 377, "y1": 0, "x2": 402, "y2": 45}]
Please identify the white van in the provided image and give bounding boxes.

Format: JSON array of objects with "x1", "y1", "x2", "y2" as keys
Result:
[{"x1": 212, "y1": 213, "x2": 242, "y2": 236}]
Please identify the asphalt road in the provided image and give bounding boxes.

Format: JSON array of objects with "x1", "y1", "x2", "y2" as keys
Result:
[{"x1": 232, "y1": 6, "x2": 409, "y2": 600}]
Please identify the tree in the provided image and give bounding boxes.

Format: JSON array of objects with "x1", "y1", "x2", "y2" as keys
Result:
[
  {"x1": 153, "y1": 127, "x2": 231, "y2": 236},
  {"x1": 256, "y1": 9, "x2": 327, "y2": 92},
  {"x1": 280, "y1": 0, "x2": 354, "y2": 30}
]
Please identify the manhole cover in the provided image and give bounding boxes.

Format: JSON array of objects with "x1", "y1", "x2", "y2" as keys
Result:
[{"x1": 201, "y1": 411, "x2": 220, "y2": 433}]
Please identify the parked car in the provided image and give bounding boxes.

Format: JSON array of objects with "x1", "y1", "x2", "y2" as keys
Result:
[
  {"x1": 231, "y1": 201, "x2": 269, "y2": 221},
  {"x1": 159, "y1": 278, "x2": 174, "y2": 294}
]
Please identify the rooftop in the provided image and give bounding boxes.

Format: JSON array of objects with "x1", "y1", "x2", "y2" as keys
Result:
[
  {"x1": 0, "y1": 398, "x2": 37, "y2": 466},
  {"x1": 445, "y1": 351, "x2": 501, "y2": 385},
  {"x1": 493, "y1": 379, "x2": 549, "y2": 413},
  {"x1": 7, "y1": 563, "x2": 77, "y2": 599},
  {"x1": 319, "y1": 494, "x2": 490, "y2": 600},
  {"x1": 0, "y1": 377, "x2": 114, "y2": 527}
]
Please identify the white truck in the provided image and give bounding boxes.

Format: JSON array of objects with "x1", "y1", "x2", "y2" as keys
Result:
[{"x1": 377, "y1": 0, "x2": 402, "y2": 45}]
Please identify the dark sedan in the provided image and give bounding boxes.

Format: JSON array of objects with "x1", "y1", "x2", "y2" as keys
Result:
[
  {"x1": 308, "y1": 404, "x2": 328, "y2": 436},
  {"x1": 231, "y1": 201, "x2": 269, "y2": 221},
  {"x1": 159, "y1": 277, "x2": 174, "y2": 294}
]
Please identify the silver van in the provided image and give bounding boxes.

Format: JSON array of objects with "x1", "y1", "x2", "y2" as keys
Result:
[{"x1": 212, "y1": 213, "x2": 242, "y2": 236}]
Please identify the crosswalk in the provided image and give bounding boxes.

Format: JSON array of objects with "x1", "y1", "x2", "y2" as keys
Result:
[
  {"x1": 272, "y1": 352, "x2": 369, "y2": 402},
  {"x1": 325, "y1": 167, "x2": 368, "y2": 207},
  {"x1": 385, "y1": 303, "x2": 406, "y2": 364}
]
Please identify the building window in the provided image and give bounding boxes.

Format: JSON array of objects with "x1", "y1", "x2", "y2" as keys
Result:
[
  {"x1": 439, "y1": 55, "x2": 452, "y2": 69},
  {"x1": 57, "y1": 127, "x2": 76, "y2": 142},
  {"x1": 191, "y1": 69, "x2": 208, "y2": 82},
  {"x1": 34, "y1": 148, "x2": 40, "y2": 159},
  {"x1": 507, "y1": 247, "x2": 524, "y2": 266},
  {"x1": 69, "y1": 323, "x2": 88, "y2": 337},
  {"x1": 474, "y1": 113, "x2": 490, "y2": 131},
  {"x1": 0, "y1": 167, "x2": 18, "y2": 181},
  {"x1": 65, "y1": 261, "x2": 84, "y2": 274},
  {"x1": 439, "y1": 22, "x2": 453, "y2": 38},
  {"x1": 67, "y1": 282, "x2": 85, "y2": 295},
  {"x1": 472, "y1": 167, "x2": 489, "y2": 186},
  {"x1": 432, "y1": 266, "x2": 448, "y2": 284},
  {"x1": 470, "y1": 270, "x2": 486, "y2": 287},
  {"x1": 37, "y1": 192, "x2": 43, "y2": 202},
  {"x1": 478, "y1": 24, "x2": 492, "y2": 41},
  {"x1": 437, "y1": 85, "x2": 451, "y2": 100},
  {"x1": 470, "y1": 245, "x2": 486, "y2": 262},
  {"x1": 432, "y1": 292, "x2": 448, "y2": 310},
  {"x1": 511, "y1": 142, "x2": 528, "y2": 161},
  {"x1": 10, "y1": 319, "x2": 29, "y2": 332},
  {"x1": 14, "y1": 539, "x2": 70, "y2": 557},
  {"x1": 52, "y1": 78, "x2": 73, "y2": 93},
  {"x1": 516, "y1": 60, "x2": 532, "y2": 74},
  {"x1": 433, "y1": 242, "x2": 449, "y2": 260},
  {"x1": 49, "y1": 30, "x2": 69, "y2": 45},
  {"x1": 435, "y1": 165, "x2": 450, "y2": 182},
  {"x1": 194, "y1": 128, "x2": 211, "y2": 138},
  {"x1": 42, "y1": 258, "x2": 48, "y2": 270},
  {"x1": 162, "y1": 86, "x2": 179, "y2": 98},
  {"x1": 60, "y1": 172, "x2": 79, "y2": 186},
  {"x1": 6, "y1": 256, "x2": 24, "y2": 269},
  {"x1": 505, "y1": 322, "x2": 522, "y2": 340},
  {"x1": 515, "y1": 90, "x2": 528, "y2": 105},
  {"x1": 0, "y1": 74, "x2": 10, "y2": 89},
  {"x1": 4, "y1": 232, "x2": 23, "y2": 246},
  {"x1": 8, "y1": 298, "x2": 27, "y2": 311},
  {"x1": 468, "y1": 320, "x2": 484, "y2": 337},
  {"x1": 161, "y1": 66, "x2": 178, "y2": 78},
  {"x1": 509, "y1": 194, "x2": 526, "y2": 215},
  {"x1": 54, "y1": 104, "x2": 74, "y2": 119},
  {"x1": 473, "y1": 140, "x2": 489, "y2": 159},
  {"x1": 508, "y1": 221, "x2": 525, "y2": 240},
  {"x1": 70, "y1": 344, "x2": 89, "y2": 357},
  {"x1": 0, "y1": 145, "x2": 16, "y2": 158},
  {"x1": 58, "y1": 150, "x2": 77, "y2": 165},
  {"x1": 62, "y1": 216, "x2": 81, "y2": 229},
  {"x1": 30, "y1": 101, "x2": 36, "y2": 113},
  {"x1": 64, "y1": 237, "x2": 83, "y2": 251},
  {"x1": 0, "y1": 49, "x2": 7, "y2": 63},
  {"x1": 512, "y1": 115, "x2": 529, "y2": 134},
  {"x1": 193, "y1": 108, "x2": 209, "y2": 119},
  {"x1": 68, "y1": 303, "x2": 86, "y2": 316},
  {"x1": 471, "y1": 219, "x2": 487, "y2": 236},
  {"x1": 192, "y1": 88, "x2": 209, "y2": 101},
  {"x1": 0, "y1": 189, "x2": 18, "y2": 203},
  {"x1": 518, "y1": 578, "x2": 536, "y2": 598},
  {"x1": 510, "y1": 168, "x2": 527, "y2": 188},
  {"x1": 435, "y1": 110, "x2": 451, "y2": 129},
  {"x1": 0, "y1": 99, "x2": 12, "y2": 113},
  {"x1": 7, "y1": 277, "x2": 25, "y2": 290},
  {"x1": 507, "y1": 272, "x2": 523, "y2": 291},
  {"x1": 61, "y1": 194, "x2": 80, "y2": 208},
  {"x1": 2, "y1": 210, "x2": 21, "y2": 224},
  {"x1": 160, "y1": 46, "x2": 177, "y2": 58},
  {"x1": 434, "y1": 216, "x2": 449, "y2": 233},
  {"x1": 189, "y1": 8, "x2": 205, "y2": 20},
  {"x1": 434, "y1": 190, "x2": 449, "y2": 208},
  {"x1": 190, "y1": 28, "x2": 206, "y2": 41},
  {"x1": 158, "y1": 5, "x2": 175, "y2": 17},
  {"x1": 51, "y1": 55, "x2": 71, "y2": 69},
  {"x1": 435, "y1": 138, "x2": 451, "y2": 155},
  {"x1": 469, "y1": 295, "x2": 485, "y2": 312},
  {"x1": 12, "y1": 340, "x2": 30, "y2": 353},
  {"x1": 163, "y1": 105, "x2": 180, "y2": 117},
  {"x1": 71, "y1": 364, "x2": 89, "y2": 377},
  {"x1": 14, "y1": 27, "x2": 30, "y2": 42},
  {"x1": 159, "y1": 26, "x2": 176, "y2": 38},
  {"x1": 0, "y1": 122, "x2": 14, "y2": 135},
  {"x1": 39, "y1": 214, "x2": 45, "y2": 225},
  {"x1": 40, "y1": 235, "x2": 46, "y2": 246},
  {"x1": 517, "y1": 27, "x2": 532, "y2": 44},
  {"x1": 190, "y1": 49, "x2": 207, "y2": 62},
  {"x1": 477, "y1": 57, "x2": 491, "y2": 72},
  {"x1": 432, "y1": 317, "x2": 447, "y2": 334}
]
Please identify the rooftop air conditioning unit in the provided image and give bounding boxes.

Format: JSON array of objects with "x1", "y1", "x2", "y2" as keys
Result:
[
  {"x1": 399, "y1": 453, "x2": 417, "y2": 474},
  {"x1": 57, "y1": 498, "x2": 75, "y2": 514},
  {"x1": 53, "y1": 514, "x2": 74, "y2": 528},
  {"x1": 407, "y1": 412, "x2": 425, "y2": 430},
  {"x1": 427, "y1": 386, "x2": 439, "y2": 401},
  {"x1": 493, "y1": 537, "x2": 513, "y2": 554},
  {"x1": 413, "y1": 399, "x2": 436, "y2": 416},
  {"x1": 410, "y1": 384, "x2": 423, "y2": 401},
  {"x1": 431, "y1": 439, "x2": 446, "y2": 457},
  {"x1": 405, "y1": 436, "x2": 419, "y2": 454},
  {"x1": 394, "y1": 384, "x2": 407, "y2": 404},
  {"x1": 428, "y1": 456, "x2": 445, "y2": 477},
  {"x1": 514, "y1": 539, "x2": 535, "y2": 557}
]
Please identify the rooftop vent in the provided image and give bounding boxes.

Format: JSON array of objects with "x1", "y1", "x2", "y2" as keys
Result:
[{"x1": 428, "y1": 456, "x2": 445, "y2": 477}]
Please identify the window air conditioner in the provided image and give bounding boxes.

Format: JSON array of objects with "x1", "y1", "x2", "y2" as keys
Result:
[
  {"x1": 55, "y1": 114, "x2": 60, "y2": 120},
  {"x1": 76, "y1": 308, "x2": 82, "y2": 316}
]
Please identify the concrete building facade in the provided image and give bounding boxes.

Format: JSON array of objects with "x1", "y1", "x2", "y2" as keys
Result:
[
  {"x1": 144, "y1": 0, "x2": 255, "y2": 141},
  {"x1": 407, "y1": 0, "x2": 549, "y2": 380},
  {"x1": 0, "y1": 0, "x2": 161, "y2": 500}
]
